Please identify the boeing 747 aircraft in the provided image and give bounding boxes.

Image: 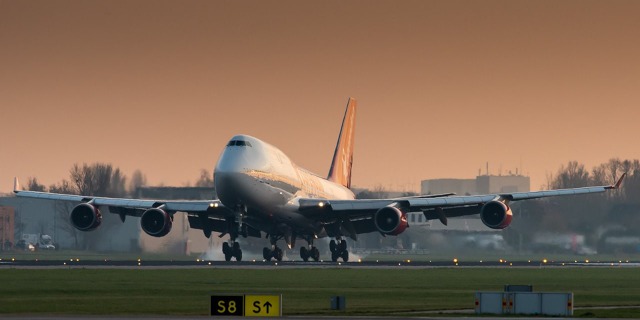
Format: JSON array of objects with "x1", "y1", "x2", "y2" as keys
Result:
[{"x1": 14, "y1": 98, "x2": 625, "y2": 262}]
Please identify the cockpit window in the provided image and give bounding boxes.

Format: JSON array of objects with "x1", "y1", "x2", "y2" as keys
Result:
[{"x1": 226, "y1": 140, "x2": 252, "y2": 147}]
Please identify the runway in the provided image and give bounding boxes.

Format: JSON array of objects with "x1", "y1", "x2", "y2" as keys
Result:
[{"x1": 1, "y1": 258, "x2": 638, "y2": 268}]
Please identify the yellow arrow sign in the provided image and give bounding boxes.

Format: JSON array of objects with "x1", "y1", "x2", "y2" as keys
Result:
[{"x1": 244, "y1": 294, "x2": 281, "y2": 317}]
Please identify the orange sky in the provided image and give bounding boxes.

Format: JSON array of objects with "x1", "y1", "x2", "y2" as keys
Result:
[{"x1": 1, "y1": 0, "x2": 639, "y2": 193}]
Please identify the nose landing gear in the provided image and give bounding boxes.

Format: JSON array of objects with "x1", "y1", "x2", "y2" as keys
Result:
[{"x1": 221, "y1": 207, "x2": 246, "y2": 262}]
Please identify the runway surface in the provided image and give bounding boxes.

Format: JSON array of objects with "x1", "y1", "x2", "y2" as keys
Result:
[{"x1": 1, "y1": 258, "x2": 639, "y2": 268}]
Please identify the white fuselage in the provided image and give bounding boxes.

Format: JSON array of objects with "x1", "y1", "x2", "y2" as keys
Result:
[{"x1": 213, "y1": 135, "x2": 354, "y2": 234}]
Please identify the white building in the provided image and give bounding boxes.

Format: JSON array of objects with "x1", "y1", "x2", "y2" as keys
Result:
[{"x1": 422, "y1": 174, "x2": 530, "y2": 195}]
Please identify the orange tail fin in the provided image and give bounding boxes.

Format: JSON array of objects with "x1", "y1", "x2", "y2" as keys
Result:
[{"x1": 327, "y1": 98, "x2": 357, "y2": 188}]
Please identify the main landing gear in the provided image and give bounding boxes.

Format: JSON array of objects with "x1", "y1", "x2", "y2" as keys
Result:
[
  {"x1": 263, "y1": 245, "x2": 283, "y2": 261},
  {"x1": 263, "y1": 235, "x2": 284, "y2": 261},
  {"x1": 330, "y1": 238, "x2": 349, "y2": 262},
  {"x1": 300, "y1": 237, "x2": 320, "y2": 262},
  {"x1": 222, "y1": 241, "x2": 242, "y2": 262}
]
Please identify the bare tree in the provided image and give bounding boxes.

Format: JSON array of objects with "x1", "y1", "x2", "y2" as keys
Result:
[
  {"x1": 70, "y1": 163, "x2": 127, "y2": 197},
  {"x1": 109, "y1": 168, "x2": 127, "y2": 197},
  {"x1": 195, "y1": 169, "x2": 214, "y2": 187},
  {"x1": 26, "y1": 177, "x2": 46, "y2": 192},
  {"x1": 49, "y1": 180, "x2": 76, "y2": 194},
  {"x1": 551, "y1": 161, "x2": 591, "y2": 189},
  {"x1": 128, "y1": 169, "x2": 147, "y2": 196}
]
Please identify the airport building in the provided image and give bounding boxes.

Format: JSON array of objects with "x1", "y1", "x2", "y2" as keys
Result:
[
  {"x1": 421, "y1": 174, "x2": 530, "y2": 195},
  {"x1": 421, "y1": 179, "x2": 477, "y2": 196},
  {"x1": 0, "y1": 206, "x2": 15, "y2": 250}
]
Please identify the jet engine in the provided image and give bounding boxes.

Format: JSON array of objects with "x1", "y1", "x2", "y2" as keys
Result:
[
  {"x1": 140, "y1": 208, "x2": 173, "y2": 237},
  {"x1": 374, "y1": 206, "x2": 408, "y2": 235},
  {"x1": 480, "y1": 201, "x2": 513, "y2": 229},
  {"x1": 70, "y1": 203, "x2": 102, "y2": 231}
]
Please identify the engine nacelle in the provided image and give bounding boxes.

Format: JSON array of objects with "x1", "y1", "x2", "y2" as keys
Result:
[
  {"x1": 374, "y1": 206, "x2": 408, "y2": 235},
  {"x1": 70, "y1": 203, "x2": 102, "y2": 231},
  {"x1": 480, "y1": 201, "x2": 513, "y2": 229},
  {"x1": 140, "y1": 208, "x2": 173, "y2": 237}
]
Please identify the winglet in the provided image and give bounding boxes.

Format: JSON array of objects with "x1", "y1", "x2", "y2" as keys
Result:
[
  {"x1": 13, "y1": 177, "x2": 21, "y2": 193},
  {"x1": 606, "y1": 172, "x2": 626, "y2": 190}
]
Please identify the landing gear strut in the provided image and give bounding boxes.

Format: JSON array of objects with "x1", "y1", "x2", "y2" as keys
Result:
[
  {"x1": 330, "y1": 238, "x2": 349, "y2": 262},
  {"x1": 300, "y1": 237, "x2": 320, "y2": 262}
]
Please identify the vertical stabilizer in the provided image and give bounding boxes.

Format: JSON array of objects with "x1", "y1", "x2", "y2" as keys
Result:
[{"x1": 327, "y1": 98, "x2": 357, "y2": 188}]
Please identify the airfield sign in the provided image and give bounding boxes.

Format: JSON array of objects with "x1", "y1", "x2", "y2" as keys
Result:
[
  {"x1": 211, "y1": 295, "x2": 244, "y2": 316},
  {"x1": 245, "y1": 295, "x2": 281, "y2": 317},
  {"x1": 211, "y1": 294, "x2": 281, "y2": 317}
]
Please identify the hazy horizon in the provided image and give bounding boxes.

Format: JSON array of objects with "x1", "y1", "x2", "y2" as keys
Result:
[{"x1": 2, "y1": 0, "x2": 639, "y2": 194}]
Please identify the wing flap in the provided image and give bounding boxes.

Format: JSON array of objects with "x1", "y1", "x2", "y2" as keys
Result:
[
  {"x1": 422, "y1": 204, "x2": 484, "y2": 220},
  {"x1": 408, "y1": 195, "x2": 497, "y2": 208}
]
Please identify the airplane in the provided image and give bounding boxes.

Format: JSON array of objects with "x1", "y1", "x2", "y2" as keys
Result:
[{"x1": 13, "y1": 98, "x2": 626, "y2": 262}]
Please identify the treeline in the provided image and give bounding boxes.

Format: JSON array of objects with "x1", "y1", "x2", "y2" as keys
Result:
[
  {"x1": 27, "y1": 163, "x2": 145, "y2": 198},
  {"x1": 26, "y1": 165, "x2": 216, "y2": 197},
  {"x1": 507, "y1": 158, "x2": 639, "y2": 248}
]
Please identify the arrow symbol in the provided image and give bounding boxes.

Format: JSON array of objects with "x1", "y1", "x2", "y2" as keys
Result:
[{"x1": 263, "y1": 301, "x2": 272, "y2": 313}]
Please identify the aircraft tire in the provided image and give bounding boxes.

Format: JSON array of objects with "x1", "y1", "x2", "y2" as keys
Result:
[
  {"x1": 263, "y1": 247, "x2": 271, "y2": 261},
  {"x1": 341, "y1": 250, "x2": 349, "y2": 262},
  {"x1": 339, "y1": 241, "x2": 347, "y2": 252},
  {"x1": 331, "y1": 251, "x2": 339, "y2": 262},
  {"x1": 234, "y1": 248, "x2": 242, "y2": 262},
  {"x1": 274, "y1": 247, "x2": 283, "y2": 261},
  {"x1": 329, "y1": 240, "x2": 337, "y2": 253},
  {"x1": 311, "y1": 247, "x2": 320, "y2": 261},
  {"x1": 300, "y1": 247, "x2": 309, "y2": 262},
  {"x1": 222, "y1": 242, "x2": 230, "y2": 255}
]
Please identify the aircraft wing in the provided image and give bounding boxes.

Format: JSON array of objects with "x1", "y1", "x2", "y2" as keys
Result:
[
  {"x1": 298, "y1": 173, "x2": 625, "y2": 239},
  {"x1": 13, "y1": 189, "x2": 220, "y2": 212},
  {"x1": 13, "y1": 178, "x2": 236, "y2": 237}
]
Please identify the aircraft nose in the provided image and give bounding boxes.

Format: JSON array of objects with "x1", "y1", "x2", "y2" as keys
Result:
[
  {"x1": 215, "y1": 139, "x2": 266, "y2": 175},
  {"x1": 215, "y1": 149, "x2": 251, "y2": 174}
]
